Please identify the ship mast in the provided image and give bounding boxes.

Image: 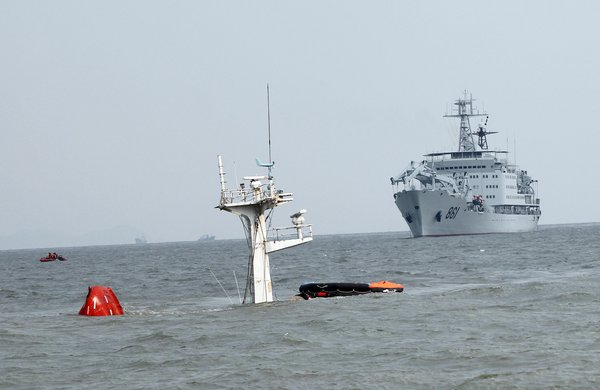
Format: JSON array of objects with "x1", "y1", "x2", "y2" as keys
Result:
[
  {"x1": 216, "y1": 87, "x2": 313, "y2": 304},
  {"x1": 444, "y1": 91, "x2": 487, "y2": 152},
  {"x1": 266, "y1": 83, "x2": 273, "y2": 178}
]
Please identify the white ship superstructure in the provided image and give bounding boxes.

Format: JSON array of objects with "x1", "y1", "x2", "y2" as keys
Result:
[{"x1": 391, "y1": 92, "x2": 541, "y2": 237}]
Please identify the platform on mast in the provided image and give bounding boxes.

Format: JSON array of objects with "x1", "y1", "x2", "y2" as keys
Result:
[{"x1": 216, "y1": 155, "x2": 313, "y2": 304}]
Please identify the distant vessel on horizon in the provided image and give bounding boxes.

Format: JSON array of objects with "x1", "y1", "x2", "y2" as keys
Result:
[
  {"x1": 391, "y1": 92, "x2": 541, "y2": 237},
  {"x1": 135, "y1": 235, "x2": 147, "y2": 244},
  {"x1": 197, "y1": 234, "x2": 215, "y2": 241}
]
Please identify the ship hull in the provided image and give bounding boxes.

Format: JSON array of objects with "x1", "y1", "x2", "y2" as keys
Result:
[{"x1": 394, "y1": 190, "x2": 539, "y2": 237}]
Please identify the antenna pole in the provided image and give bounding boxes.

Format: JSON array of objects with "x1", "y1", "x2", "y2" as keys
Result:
[
  {"x1": 267, "y1": 83, "x2": 272, "y2": 164},
  {"x1": 217, "y1": 155, "x2": 226, "y2": 192}
]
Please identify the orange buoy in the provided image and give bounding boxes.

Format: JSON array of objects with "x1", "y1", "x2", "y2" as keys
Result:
[
  {"x1": 368, "y1": 280, "x2": 404, "y2": 293},
  {"x1": 78, "y1": 286, "x2": 124, "y2": 316}
]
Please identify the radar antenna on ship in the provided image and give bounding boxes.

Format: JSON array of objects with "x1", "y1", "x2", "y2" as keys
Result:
[
  {"x1": 471, "y1": 115, "x2": 498, "y2": 150},
  {"x1": 255, "y1": 83, "x2": 275, "y2": 179}
]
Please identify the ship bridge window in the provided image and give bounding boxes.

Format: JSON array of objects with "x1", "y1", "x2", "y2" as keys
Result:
[{"x1": 451, "y1": 151, "x2": 483, "y2": 159}]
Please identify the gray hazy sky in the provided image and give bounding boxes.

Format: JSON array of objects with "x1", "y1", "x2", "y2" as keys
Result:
[{"x1": 2, "y1": 1, "x2": 599, "y2": 249}]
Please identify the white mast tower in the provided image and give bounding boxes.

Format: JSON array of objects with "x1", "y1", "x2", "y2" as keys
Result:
[
  {"x1": 444, "y1": 90, "x2": 488, "y2": 152},
  {"x1": 216, "y1": 85, "x2": 313, "y2": 304}
]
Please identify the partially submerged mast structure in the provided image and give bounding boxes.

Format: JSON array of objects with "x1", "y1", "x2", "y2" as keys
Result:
[
  {"x1": 216, "y1": 156, "x2": 313, "y2": 304},
  {"x1": 216, "y1": 85, "x2": 312, "y2": 304}
]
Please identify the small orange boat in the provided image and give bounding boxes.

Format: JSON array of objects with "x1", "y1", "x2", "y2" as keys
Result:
[{"x1": 39, "y1": 254, "x2": 67, "y2": 262}]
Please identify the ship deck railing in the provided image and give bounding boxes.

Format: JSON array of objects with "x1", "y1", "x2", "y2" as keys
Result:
[
  {"x1": 493, "y1": 204, "x2": 542, "y2": 215},
  {"x1": 220, "y1": 186, "x2": 288, "y2": 207},
  {"x1": 268, "y1": 224, "x2": 313, "y2": 242},
  {"x1": 426, "y1": 152, "x2": 509, "y2": 165}
]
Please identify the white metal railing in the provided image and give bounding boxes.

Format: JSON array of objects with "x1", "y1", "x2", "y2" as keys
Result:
[
  {"x1": 220, "y1": 185, "x2": 275, "y2": 206},
  {"x1": 268, "y1": 224, "x2": 313, "y2": 242}
]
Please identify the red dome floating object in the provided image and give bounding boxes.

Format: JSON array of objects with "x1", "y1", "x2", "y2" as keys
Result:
[{"x1": 78, "y1": 286, "x2": 124, "y2": 316}]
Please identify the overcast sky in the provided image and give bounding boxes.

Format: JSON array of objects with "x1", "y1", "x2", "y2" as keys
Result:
[{"x1": 2, "y1": 1, "x2": 599, "y2": 249}]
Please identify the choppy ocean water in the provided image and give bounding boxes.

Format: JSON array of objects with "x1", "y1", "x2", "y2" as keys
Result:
[{"x1": 2, "y1": 224, "x2": 600, "y2": 389}]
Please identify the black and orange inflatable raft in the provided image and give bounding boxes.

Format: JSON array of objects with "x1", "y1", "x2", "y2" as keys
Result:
[{"x1": 298, "y1": 280, "x2": 404, "y2": 299}]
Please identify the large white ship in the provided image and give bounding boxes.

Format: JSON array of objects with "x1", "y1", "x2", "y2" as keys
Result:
[{"x1": 391, "y1": 92, "x2": 541, "y2": 237}]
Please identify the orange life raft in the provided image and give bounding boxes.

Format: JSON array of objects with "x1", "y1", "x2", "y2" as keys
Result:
[{"x1": 298, "y1": 280, "x2": 404, "y2": 299}]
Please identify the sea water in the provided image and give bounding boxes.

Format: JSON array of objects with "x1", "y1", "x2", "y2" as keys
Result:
[{"x1": 1, "y1": 224, "x2": 600, "y2": 389}]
